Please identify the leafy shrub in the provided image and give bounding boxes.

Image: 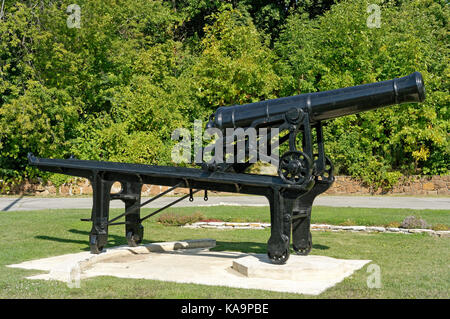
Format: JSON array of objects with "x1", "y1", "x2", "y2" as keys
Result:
[
  {"x1": 385, "y1": 221, "x2": 401, "y2": 228},
  {"x1": 0, "y1": 0, "x2": 448, "y2": 191},
  {"x1": 157, "y1": 212, "x2": 205, "y2": 226},
  {"x1": 47, "y1": 174, "x2": 73, "y2": 189},
  {"x1": 400, "y1": 216, "x2": 430, "y2": 229},
  {"x1": 0, "y1": 176, "x2": 24, "y2": 194},
  {"x1": 339, "y1": 219, "x2": 357, "y2": 226},
  {"x1": 198, "y1": 218, "x2": 223, "y2": 222},
  {"x1": 431, "y1": 224, "x2": 449, "y2": 231}
]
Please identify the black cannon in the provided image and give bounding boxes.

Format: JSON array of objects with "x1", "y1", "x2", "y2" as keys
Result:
[{"x1": 28, "y1": 72, "x2": 425, "y2": 264}]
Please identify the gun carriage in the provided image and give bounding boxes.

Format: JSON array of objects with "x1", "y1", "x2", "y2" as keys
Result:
[{"x1": 28, "y1": 72, "x2": 425, "y2": 264}]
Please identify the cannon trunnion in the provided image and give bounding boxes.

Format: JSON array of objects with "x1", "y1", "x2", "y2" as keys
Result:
[{"x1": 29, "y1": 72, "x2": 425, "y2": 264}]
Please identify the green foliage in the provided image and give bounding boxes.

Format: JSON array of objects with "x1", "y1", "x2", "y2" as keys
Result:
[
  {"x1": 0, "y1": 0, "x2": 448, "y2": 191},
  {"x1": 384, "y1": 221, "x2": 401, "y2": 228},
  {"x1": 339, "y1": 219, "x2": 357, "y2": 226},
  {"x1": 187, "y1": 5, "x2": 280, "y2": 111},
  {"x1": 0, "y1": 81, "x2": 79, "y2": 178},
  {"x1": 275, "y1": 0, "x2": 449, "y2": 188},
  {"x1": 47, "y1": 173, "x2": 72, "y2": 189},
  {"x1": 431, "y1": 224, "x2": 449, "y2": 231}
]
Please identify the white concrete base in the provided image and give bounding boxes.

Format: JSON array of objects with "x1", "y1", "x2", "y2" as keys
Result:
[
  {"x1": 7, "y1": 239, "x2": 216, "y2": 282},
  {"x1": 8, "y1": 240, "x2": 370, "y2": 295},
  {"x1": 233, "y1": 254, "x2": 371, "y2": 283}
]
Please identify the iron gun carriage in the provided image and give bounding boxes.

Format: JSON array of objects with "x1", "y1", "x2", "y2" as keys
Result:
[{"x1": 28, "y1": 72, "x2": 425, "y2": 264}]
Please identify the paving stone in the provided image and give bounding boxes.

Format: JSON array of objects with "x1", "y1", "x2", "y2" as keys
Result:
[
  {"x1": 386, "y1": 227, "x2": 400, "y2": 232},
  {"x1": 349, "y1": 226, "x2": 367, "y2": 231},
  {"x1": 225, "y1": 222, "x2": 250, "y2": 227},
  {"x1": 216, "y1": 226, "x2": 233, "y2": 229},
  {"x1": 407, "y1": 229, "x2": 433, "y2": 234},
  {"x1": 311, "y1": 224, "x2": 331, "y2": 229},
  {"x1": 207, "y1": 222, "x2": 225, "y2": 226},
  {"x1": 366, "y1": 227, "x2": 386, "y2": 232}
]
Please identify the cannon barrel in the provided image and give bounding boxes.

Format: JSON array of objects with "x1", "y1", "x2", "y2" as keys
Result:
[{"x1": 210, "y1": 72, "x2": 425, "y2": 129}]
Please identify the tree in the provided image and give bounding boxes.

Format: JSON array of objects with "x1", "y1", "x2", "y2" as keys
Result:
[
  {"x1": 187, "y1": 4, "x2": 280, "y2": 113},
  {"x1": 275, "y1": 0, "x2": 449, "y2": 188}
]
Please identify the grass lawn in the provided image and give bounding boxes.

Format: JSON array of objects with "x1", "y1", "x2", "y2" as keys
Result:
[{"x1": 0, "y1": 206, "x2": 448, "y2": 298}]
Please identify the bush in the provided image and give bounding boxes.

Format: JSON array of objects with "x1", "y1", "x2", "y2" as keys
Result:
[
  {"x1": 1, "y1": 0, "x2": 448, "y2": 191},
  {"x1": 157, "y1": 212, "x2": 205, "y2": 226},
  {"x1": 339, "y1": 219, "x2": 357, "y2": 226},
  {"x1": 431, "y1": 224, "x2": 449, "y2": 231},
  {"x1": 400, "y1": 216, "x2": 430, "y2": 229},
  {"x1": 275, "y1": 0, "x2": 449, "y2": 187},
  {"x1": 385, "y1": 221, "x2": 401, "y2": 228}
]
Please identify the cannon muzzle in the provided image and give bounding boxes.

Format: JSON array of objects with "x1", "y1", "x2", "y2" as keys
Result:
[{"x1": 210, "y1": 72, "x2": 425, "y2": 129}]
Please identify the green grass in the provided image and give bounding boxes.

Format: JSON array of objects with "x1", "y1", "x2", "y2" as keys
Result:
[{"x1": 0, "y1": 206, "x2": 449, "y2": 298}]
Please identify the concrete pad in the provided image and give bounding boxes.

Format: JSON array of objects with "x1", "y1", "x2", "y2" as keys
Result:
[
  {"x1": 8, "y1": 240, "x2": 370, "y2": 295},
  {"x1": 7, "y1": 239, "x2": 216, "y2": 282},
  {"x1": 232, "y1": 255, "x2": 370, "y2": 282}
]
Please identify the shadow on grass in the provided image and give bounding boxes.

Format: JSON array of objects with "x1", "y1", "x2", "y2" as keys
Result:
[
  {"x1": 35, "y1": 229, "x2": 330, "y2": 254},
  {"x1": 35, "y1": 229, "x2": 156, "y2": 251},
  {"x1": 212, "y1": 241, "x2": 329, "y2": 254},
  {"x1": 212, "y1": 241, "x2": 266, "y2": 254}
]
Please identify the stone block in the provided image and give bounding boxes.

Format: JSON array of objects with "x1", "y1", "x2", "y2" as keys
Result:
[
  {"x1": 366, "y1": 226, "x2": 386, "y2": 232},
  {"x1": 437, "y1": 189, "x2": 450, "y2": 195},
  {"x1": 225, "y1": 222, "x2": 250, "y2": 227},
  {"x1": 232, "y1": 254, "x2": 371, "y2": 294},
  {"x1": 207, "y1": 222, "x2": 225, "y2": 226},
  {"x1": 436, "y1": 231, "x2": 450, "y2": 238},
  {"x1": 422, "y1": 182, "x2": 435, "y2": 191}
]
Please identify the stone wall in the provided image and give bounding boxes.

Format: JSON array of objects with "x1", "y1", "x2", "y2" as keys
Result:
[
  {"x1": 324, "y1": 175, "x2": 450, "y2": 196},
  {"x1": 7, "y1": 174, "x2": 450, "y2": 196}
]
